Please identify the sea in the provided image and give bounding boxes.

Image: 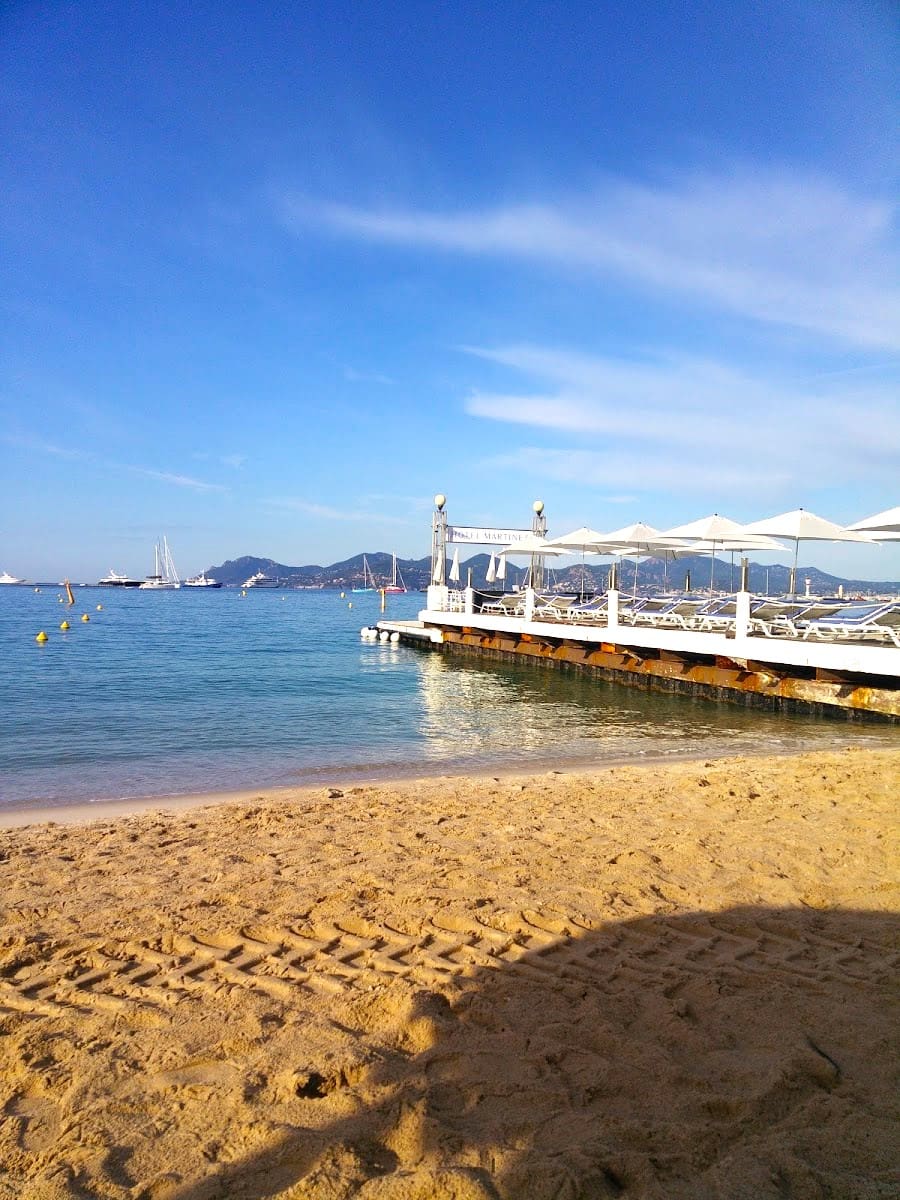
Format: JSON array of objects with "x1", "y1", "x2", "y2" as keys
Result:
[{"x1": 2, "y1": 585, "x2": 895, "y2": 815}]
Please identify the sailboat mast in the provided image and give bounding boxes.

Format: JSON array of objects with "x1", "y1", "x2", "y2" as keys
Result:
[{"x1": 163, "y1": 535, "x2": 179, "y2": 584}]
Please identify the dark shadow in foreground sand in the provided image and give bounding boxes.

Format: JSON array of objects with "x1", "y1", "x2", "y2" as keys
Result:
[{"x1": 167, "y1": 905, "x2": 899, "y2": 1200}]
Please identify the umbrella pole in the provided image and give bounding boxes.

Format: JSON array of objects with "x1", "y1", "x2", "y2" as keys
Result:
[{"x1": 709, "y1": 542, "x2": 716, "y2": 594}]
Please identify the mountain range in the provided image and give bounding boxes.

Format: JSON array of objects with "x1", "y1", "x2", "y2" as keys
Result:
[{"x1": 209, "y1": 553, "x2": 900, "y2": 596}]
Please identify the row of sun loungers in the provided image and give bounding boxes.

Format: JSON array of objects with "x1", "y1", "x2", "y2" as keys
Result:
[{"x1": 476, "y1": 591, "x2": 900, "y2": 648}]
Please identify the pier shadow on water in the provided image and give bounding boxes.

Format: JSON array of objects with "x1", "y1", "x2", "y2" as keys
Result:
[{"x1": 163, "y1": 904, "x2": 899, "y2": 1200}]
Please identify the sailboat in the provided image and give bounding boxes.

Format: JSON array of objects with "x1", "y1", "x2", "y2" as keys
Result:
[
  {"x1": 351, "y1": 555, "x2": 377, "y2": 593},
  {"x1": 384, "y1": 553, "x2": 407, "y2": 594},
  {"x1": 140, "y1": 536, "x2": 181, "y2": 589}
]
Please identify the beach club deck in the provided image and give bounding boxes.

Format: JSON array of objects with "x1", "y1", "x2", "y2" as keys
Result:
[
  {"x1": 380, "y1": 587, "x2": 900, "y2": 721},
  {"x1": 376, "y1": 498, "x2": 900, "y2": 722}
]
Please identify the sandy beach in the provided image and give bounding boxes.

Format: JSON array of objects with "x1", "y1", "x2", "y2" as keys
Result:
[{"x1": 1, "y1": 746, "x2": 898, "y2": 1199}]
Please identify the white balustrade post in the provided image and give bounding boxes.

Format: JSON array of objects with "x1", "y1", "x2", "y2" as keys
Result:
[
  {"x1": 464, "y1": 586, "x2": 475, "y2": 614},
  {"x1": 524, "y1": 586, "x2": 535, "y2": 622},
  {"x1": 607, "y1": 587, "x2": 619, "y2": 630},
  {"x1": 426, "y1": 584, "x2": 449, "y2": 612},
  {"x1": 735, "y1": 589, "x2": 751, "y2": 639}
]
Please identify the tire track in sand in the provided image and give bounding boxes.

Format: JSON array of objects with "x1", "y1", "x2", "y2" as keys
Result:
[{"x1": 1, "y1": 909, "x2": 895, "y2": 1019}]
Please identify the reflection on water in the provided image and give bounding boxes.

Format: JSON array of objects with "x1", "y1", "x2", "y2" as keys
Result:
[{"x1": 349, "y1": 640, "x2": 895, "y2": 778}]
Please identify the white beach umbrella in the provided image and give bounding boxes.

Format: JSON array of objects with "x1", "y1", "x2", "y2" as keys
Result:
[
  {"x1": 682, "y1": 534, "x2": 784, "y2": 591},
  {"x1": 496, "y1": 553, "x2": 507, "y2": 581},
  {"x1": 546, "y1": 527, "x2": 617, "y2": 595},
  {"x1": 595, "y1": 523, "x2": 671, "y2": 593},
  {"x1": 485, "y1": 552, "x2": 497, "y2": 584},
  {"x1": 600, "y1": 522, "x2": 662, "y2": 547},
  {"x1": 742, "y1": 508, "x2": 873, "y2": 594},
  {"x1": 683, "y1": 536, "x2": 783, "y2": 554},
  {"x1": 499, "y1": 535, "x2": 567, "y2": 591},
  {"x1": 845, "y1": 506, "x2": 900, "y2": 535},
  {"x1": 498, "y1": 534, "x2": 569, "y2": 556},
  {"x1": 448, "y1": 546, "x2": 461, "y2": 584},
  {"x1": 654, "y1": 513, "x2": 750, "y2": 544},
  {"x1": 545, "y1": 526, "x2": 616, "y2": 552},
  {"x1": 655, "y1": 514, "x2": 759, "y2": 592}
]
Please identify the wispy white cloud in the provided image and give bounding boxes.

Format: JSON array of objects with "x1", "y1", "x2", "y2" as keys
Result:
[
  {"x1": 262, "y1": 497, "x2": 413, "y2": 525},
  {"x1": 1, "y1": 432, "x2": 89, "y2": 461},
  {"x1": 343, "y1": 366, "x2": 395, "y2": 385},
  {"x1": 121, "y1": 466, "x2": 228, "y2": 493},
  {"x1": 6, "y1": 430, "x2": 229, "y2": 492},
  {"x1": 462, "y1": 342, "x2": 900, "y2": 494},
  {"x1": 484, "y1": 446, "x2": 787, "y2": 493},
  {"x1": 192, "y1": 451, "x2": 248, "y2": 469},
  {"x1": 289, "y1": 165, "x2": 900, "y2": 350}
]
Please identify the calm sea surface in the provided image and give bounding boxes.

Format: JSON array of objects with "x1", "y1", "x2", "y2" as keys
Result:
[{"x1": 1, "y1": 586, "x2": 895, "y2": 813}]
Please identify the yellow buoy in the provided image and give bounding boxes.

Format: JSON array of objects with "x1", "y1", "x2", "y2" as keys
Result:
[
  {"x1": 36, "y1": 631, "x2": 49, "y2": 643},
  {"x1": 81, "y1": 613, "x2": 90, "y2": 622},
  {"x1": 340, "y1": 591, "x2": 345, "y2": 599},
  {"x1": 60, "y1": 620, "x2": 70, "y2": 630}
]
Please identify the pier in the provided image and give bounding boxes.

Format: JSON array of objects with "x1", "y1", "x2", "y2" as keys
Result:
[{"x1": 376, "y1": 498, "x2": 900, "y2": 722}]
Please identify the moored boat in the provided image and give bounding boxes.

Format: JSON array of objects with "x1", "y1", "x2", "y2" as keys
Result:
[
  {"x1": 98, "y1": 570, "x2": 142, "y2": 587},
  {"x1": 0, "y1": 570, "x2": 27, "y2": 584},
  {"x1": 184, "y1": 571, "x2": 222, "y2": 588},
  {"x1": 351, "y1": 555, "x2": 377, "y2": 593},
  {"x1": 243, "y1": 570, "x2": 280, "y2": 588},
  {"x1": 140, "y1": 536, "x2": 181, "y2": 589},
  {"x1": 384, "y1": 553, "x2": 407, "y2": 594}
]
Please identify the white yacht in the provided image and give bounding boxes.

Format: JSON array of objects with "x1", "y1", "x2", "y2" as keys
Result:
[
  {"x1": 184, "y1": 571, "x2": 222, "y2": 588},
  {"x1": 243, "y1": 570, "x2": 280, "y2": 588},
  {"x1": 0, "y1": 570, "x2": 26, "y2": 585},
  {"x1": 98, "y1": 569, "x2": 142, "y2": 587},
  {"x1": 140, "y1": 536, "x2": 181, "y2": 589}
]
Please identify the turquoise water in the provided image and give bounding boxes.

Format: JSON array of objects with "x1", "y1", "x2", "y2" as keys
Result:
[{"x1": 1, "y1": 586, "x2": 894, "y2": 812}]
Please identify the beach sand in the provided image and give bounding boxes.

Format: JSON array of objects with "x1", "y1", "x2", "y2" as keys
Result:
[{"x1": 1, "y1": 747, "x2": 898, "y2": 1199}]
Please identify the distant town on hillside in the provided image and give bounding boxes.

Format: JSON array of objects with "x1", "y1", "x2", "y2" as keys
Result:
[{"x1": 209, "y1": 553, "x2": 900, "y2": 597}]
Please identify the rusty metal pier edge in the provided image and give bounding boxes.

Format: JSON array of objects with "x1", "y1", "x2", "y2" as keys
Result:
[{"x1": 387, "y1": 623, "x2": 900, "y2": 723}]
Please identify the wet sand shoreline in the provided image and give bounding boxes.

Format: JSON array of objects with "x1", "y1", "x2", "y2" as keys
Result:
[
  {"x1": 0, "y1": 735, "x2": 892, "y2": 830},
  {"x1": 1, "y1": 746, "x2": 898, "y2": 1198}
]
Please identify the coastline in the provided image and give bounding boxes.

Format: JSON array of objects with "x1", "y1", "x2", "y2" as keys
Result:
[
  {"x1": 0, "y1": 733, "x2": 894, "y2": 830},
  {"x1": 2, "y1": 745, "x2": 898, "y2": 1198}
]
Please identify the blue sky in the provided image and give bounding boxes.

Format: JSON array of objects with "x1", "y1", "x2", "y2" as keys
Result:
[{"x1": 2, "y1": 0, "x2": 898, "y2": 581}]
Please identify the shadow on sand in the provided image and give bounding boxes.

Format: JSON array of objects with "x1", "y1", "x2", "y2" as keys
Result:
[{"x1": 161, "y1": 904, "x2": 897, "y2": 1200}]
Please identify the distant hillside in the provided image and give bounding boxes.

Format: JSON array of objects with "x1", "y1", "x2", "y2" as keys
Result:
[
  {"x1": 208, "y1": 552, "x2": 900, "y2": 595},
  {"x1": 210, "y1": 556, "x2": 324, "y2": 587},
  {"x1": 208, "y1": 553, "x2": 431, "y2": 589}
]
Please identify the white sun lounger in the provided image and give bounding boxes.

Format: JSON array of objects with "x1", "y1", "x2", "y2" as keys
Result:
[{"x1": 800, "y1": 602, "x2": 900, "y2": 648}]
